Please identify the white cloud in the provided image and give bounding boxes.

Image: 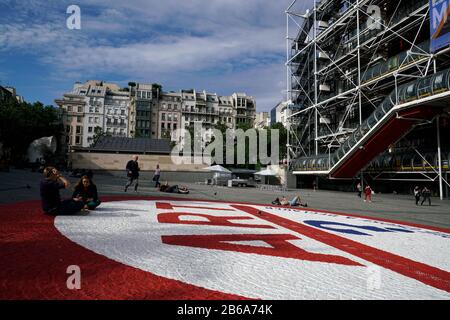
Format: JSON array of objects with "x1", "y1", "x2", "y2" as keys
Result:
[{"x1": 0, "y1": 0, "x2": 314, "y2": 108}]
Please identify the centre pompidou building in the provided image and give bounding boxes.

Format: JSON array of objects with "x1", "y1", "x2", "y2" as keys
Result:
[{"x1": 286, "y1": 0, "x2": 450, "y2": 198}]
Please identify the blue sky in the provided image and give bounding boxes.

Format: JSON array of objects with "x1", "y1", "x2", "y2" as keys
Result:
[{"x1": 0, "y1": 0, "x2": 312, "y2": 112}]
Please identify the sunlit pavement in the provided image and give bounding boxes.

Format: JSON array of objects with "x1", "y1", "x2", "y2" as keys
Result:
[
  {"x1": 0, "y1": 169, "x2": 449, "y2": 299},
  {"x1": 0, "y1": 196, "x2": 449, "y2": 299}
]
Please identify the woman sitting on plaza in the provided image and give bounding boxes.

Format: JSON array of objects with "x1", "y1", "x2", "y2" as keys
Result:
[
  {"x1": 40, "y1": 167, "x2": 85, "y2": 215},
  {"x1": 72, "y1": 175, "x2": 101, "y2": 210}
]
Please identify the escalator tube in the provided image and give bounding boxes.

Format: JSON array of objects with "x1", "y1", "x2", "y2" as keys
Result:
[
  {"x1": 401, "y1": 154, "x2": 413, "y2": 171},
  {"x1": 403, "y1": 81, "x2": 419, "y2": 102},
  {"x1": 412, "y1": 154, "x2": 424, "y2": 171},
  {"x1": 383, "y1": 154, "x2": 394, "y2": 170},
  {"x1": 431, "y1": 69, "x2": 450, "y2": 95},
  {"x1": 417, "y1": 77, "x2": 432, "y2": 99},
  {"x1": 397, "y1": 85, "x2": 409, "y2": 104},
  {"x1": 423, "y1": 152, "x2": 435, "y2": 171}
]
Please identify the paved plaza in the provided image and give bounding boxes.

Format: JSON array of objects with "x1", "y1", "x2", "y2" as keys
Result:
[
  {"x1": 1, "y1": 169, "x2": 449, "y2": 229},
  {"x1": 0, "y1": 169, "x2": 449, "y2": 299}
]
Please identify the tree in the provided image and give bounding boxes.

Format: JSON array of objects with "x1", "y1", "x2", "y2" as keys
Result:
[
  {"x1": 0, "y1": 99, "x2": 63, "y2": 164},
  {"x1": 268, "y1": 122, "x2": 287, "y2": 162}
]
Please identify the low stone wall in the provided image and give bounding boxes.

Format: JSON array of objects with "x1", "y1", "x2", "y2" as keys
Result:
[
  {"x1": 69, "y1": 152, "x2": 209, "y2": 172},
  {"x1": 94, "y1": 170, "x2": 212, "y2": 184}
]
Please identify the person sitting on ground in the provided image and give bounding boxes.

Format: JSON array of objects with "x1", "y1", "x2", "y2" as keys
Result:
[
  {"x1": 289, "y1": 194, "x2": 308, "y2": 207},
  {"x1": 159, "y1": 181, "x2": 189, "y2": 194},
  {"x1": 40, "y1": 167, "x2": 85, "y2": 215},
  {"x1": 72, "y1": 175, "x2": 101, "y2": 210},
  {"x1": 271, "y1": 197, "x2": 282, "y2": 205},
  {"x1": 279, "y1": 196, "x2": 290, "y2": 206}
]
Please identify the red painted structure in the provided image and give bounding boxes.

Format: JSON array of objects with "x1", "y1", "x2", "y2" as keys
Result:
[{"x1": 331, "y1": 106, "x2": 444, "y2": 178}]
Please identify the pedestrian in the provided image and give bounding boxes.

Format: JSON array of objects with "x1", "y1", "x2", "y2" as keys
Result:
[
  {"x1": 73, "y1": 175, "x2": 101, "y2": 210},
  {"x1": 312, "y1": 180, "x2": 317, "y2": 192},
  {"x1": 413, "y1": 186, "x2": 421, "y2": 205},
  {"x1": 421, "y1": 187, "x2": 431, "y2": 206},
  {"x1": 364, "y1": 185, "x2": 373, "y2": 202},
  {"x1": 357, "y1": 182, "x2": 362, "y2": 198},
  {"x1": 124, "y1": 155, "x2": 140, "y2": 192},
  {"x1": 39, "y1": 166, "x2": 85, "y2": 215},
  {"x1": 153, "y1": 164, "x2": 161, "y2": 188}
]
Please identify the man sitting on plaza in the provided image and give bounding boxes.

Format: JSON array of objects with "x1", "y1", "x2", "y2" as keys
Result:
[
  {"x1": 39, "y1": 167, "x2": 85, "y2": 215},
  {"x1": 273, "y1": 195, "x2": 307, "y2": 207},
  {"x1": 158, "y1": 181, "x2": 189, "y2": 194}
]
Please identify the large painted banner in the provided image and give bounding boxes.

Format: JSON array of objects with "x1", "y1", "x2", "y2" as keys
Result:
[{"x1": 430, "y1": 0, "x2": 450, "y2": 52}]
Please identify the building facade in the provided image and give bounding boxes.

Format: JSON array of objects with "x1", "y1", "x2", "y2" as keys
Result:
[
  {"x1": 270, "y1": 101, "x2": 289, "y2": 127},
  {"x1": 254, "y1": 112, "x2": 270, "y2": 129},
  {"x1": 57, "y1": 81, "x2": 256, "y2": 152},
  {"x1": 128, "y1": 83, "x2": 159, "y2": 139},
  {"x1": 55, "y1": 80, "x2": 131, "y2": 150},
  {"x1": 286, "y1": 0, "x2": 450, "y2": 196},
  {"x1": 158, "y1": 91, "x2": 182, "y2": 141}
]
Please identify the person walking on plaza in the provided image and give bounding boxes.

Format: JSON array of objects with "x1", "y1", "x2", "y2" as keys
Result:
[
  {"x1": 357, "y1": 182, "x2": 362, "y2": 198},
  {"x1": 153, "y1": 164, "x2": 161, "y2": 188},
  {"x1": 124, "y1": 155, "x2": 140, "y2": 192},
  {"x1": 39, "y1": 167, "x2": 85, "y2": 215},
  {"x1": 364, "y1": 185, "x2": 373, "y2": 202},
  {"x1": 73, "y1": 175, "x2": 101, "y2": 210},
  {"x1": 414, "y1": 186, "x2": 421, "y2": 205},
  {"x1": 421, "y1": 187, "x2": 432, "y2": 206}
]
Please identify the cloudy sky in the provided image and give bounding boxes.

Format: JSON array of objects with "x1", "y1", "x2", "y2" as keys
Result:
[{"x1": 0, "y1": 0, "x2": 312, "y2": 111}]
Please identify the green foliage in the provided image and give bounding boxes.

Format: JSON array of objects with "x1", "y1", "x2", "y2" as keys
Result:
[
  {"x1": 0, "y1": 99, "x2": 62, "y2": 162},
  {"x1": 268, "y1": 122, "x2": 287, "y2": 160}
]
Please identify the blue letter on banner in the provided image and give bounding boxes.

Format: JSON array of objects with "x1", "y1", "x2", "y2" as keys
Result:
[{"x1": 430, "y1": 0, "x2": 450, "y2": 52}]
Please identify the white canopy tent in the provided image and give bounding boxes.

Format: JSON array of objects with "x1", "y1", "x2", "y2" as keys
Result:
[
  {"x1": 202, "y1": 165, "x2": 231, "y2": 173},
  {"x1": 203, "y1": 165, "x2": 232, "y2": 185},
  {"x1": 254, "y1": 168, "x2": 279, "y2": 185}
]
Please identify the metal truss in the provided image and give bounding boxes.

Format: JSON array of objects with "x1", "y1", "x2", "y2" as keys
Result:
[{"x1": 286, "y1": 0, "x2": 442, "y2": 169}]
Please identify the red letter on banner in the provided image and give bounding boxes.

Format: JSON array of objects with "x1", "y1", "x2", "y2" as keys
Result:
[
  {"x1": 158, "y1": 213, "x2": 274, "y2": 229},
  {"x1": 161, "y1": 234, "x2": 362, "y2": 266}
]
